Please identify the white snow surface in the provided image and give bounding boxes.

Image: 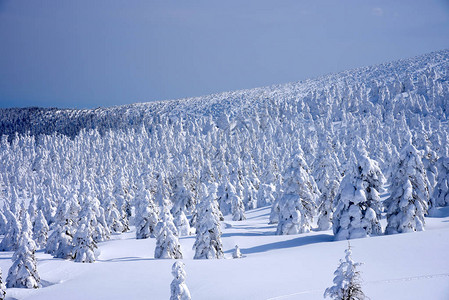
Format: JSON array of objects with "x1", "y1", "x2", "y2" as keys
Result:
[{"x1": 1, "y1": 206, "x2": 448, "y2": 300}]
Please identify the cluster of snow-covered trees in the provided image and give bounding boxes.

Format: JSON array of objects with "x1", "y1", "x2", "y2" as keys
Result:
[{"x1": 0, "y1": 51, "x2": 448, "y2": 289}]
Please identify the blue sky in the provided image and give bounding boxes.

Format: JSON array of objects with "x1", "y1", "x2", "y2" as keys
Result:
[{"x1": 1, "y1": 0, "x2": 449, "y2": 109}]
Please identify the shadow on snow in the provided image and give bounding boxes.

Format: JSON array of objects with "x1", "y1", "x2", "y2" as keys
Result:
[{"x1": 240, "y1": 234, "x2": 333, "y2": 255}]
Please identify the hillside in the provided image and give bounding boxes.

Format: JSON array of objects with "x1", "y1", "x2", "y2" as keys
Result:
[
  {"x1": 0, "y1": 49, "x2": 448, "y2": 299},
  {"x1": 0, "y1": 49, "x2": 448, "y2": 138}
]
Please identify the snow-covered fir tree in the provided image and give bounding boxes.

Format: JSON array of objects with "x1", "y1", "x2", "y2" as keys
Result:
[
  {"x1": 324, "y1": 243, "x2": 365, "y2": 300},
  {"x1": 6, "y1": 212, "x2": 40, "y2": 289},
  {"x1": 232, "y1": 245, "x2": 242, "y2": 259},
  {"x1": 385, "y1": 143, "x2": 430, "y2": 234},
  {"x1": 0, "y1": 207, "x2": 21, "y2": 251},
  {"x1": 72, "y1": 217, "x2": 98, "y2": 263},
  {"x1": 276, "y1": 153, "x2": 319, "y2": 235},
  {"x1": 170, "y1": 261, "x2": 191, "y2": 300},
  {"x1": 332, "y1": 148, "x2": 385, "y2": 240},
  {"x1": 170, "y1": 173, "x2": 193, "y2": 236},
  {"x1": 193, "y1": 184, "x2": 224, "y2": 259},
  {"x1": 135, "y1": 189, "x2": 159, "y2": 239},
  {"x1": 32, "y1": 210, "x2": 49, "y2": 249},
  {"x1": 228, "y1": 181, "x2": 246, "y2": 221},
  {"x1": 433, "y1": 156, "x2": 449, "y2": 207},
  {"x1": 45, "y1": 198, "x2": 77, "y2": 259},
  {"x1": 104, "y1": 190, "x2": 127, "y2": 233},
  {"x1": 154, "y1": 203, "x2": 183, "y2": 259},
  {"x1": 0, "y1": 267, "x2": 5, "y2": 300},
  {"x1": 314, "y1": 146, "x2": 342, "y2": 231}
]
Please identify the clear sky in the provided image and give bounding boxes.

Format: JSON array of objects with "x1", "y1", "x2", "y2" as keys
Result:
[{"x1": 1, "y1": 0, "x2": 449, "y2": 109}]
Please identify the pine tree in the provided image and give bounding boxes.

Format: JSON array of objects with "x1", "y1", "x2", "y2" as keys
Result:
[
  {"x1": 170, "y1": 261, "x2": 191, "y2": 300},
  {"x1": 324, "y1": 243, "x2": 365, "y2": 300},
  {"x1": 276, "y1": 153, "x2": 319, "y2": 235},
  {"x1": 385, "y1": 143, "x2": 430, "y2": 234},
  {"x1": 6, "y1": 212, "x2": 40, "y2": 289},
  {"x1": 154, "y1": 204, "x2": 183, "y2": 259}
]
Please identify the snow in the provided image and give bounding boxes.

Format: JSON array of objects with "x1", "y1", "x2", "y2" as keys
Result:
[{"x1": 0, "y1": 206, "x2": 447, "y2": 299}]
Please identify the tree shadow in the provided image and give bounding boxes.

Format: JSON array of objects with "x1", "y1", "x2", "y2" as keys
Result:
[
  {"x1": 240, "y1": 234, "x2": 334, "y2": 255},
  {"x1": 428, "y1": 206, "x2": 449, "y2": 218},
  {"x1": 222, "y1": 231, "x2": 273, "y2": 238},
  {"x1": 98, "y1": 256, "x2": 155, "y2": 263}
]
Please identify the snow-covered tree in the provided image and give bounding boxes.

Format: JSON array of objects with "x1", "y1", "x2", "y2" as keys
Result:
[
  {"x1": 232, "y1": 245, "x2": 242, "y2": 259},
  {"x1": 72, "y1": 217, "x2": 98, "y2": 263},
  {"x1": 0, "y1": 207, "x2": 21, "y2": 251},
  {"x1": 433, "y1": 156, "x2": 449, "y2": 207},
  {"x1": 324, "y1": 244, "x2": 365, "y2": 300},
  {"x1": 170, "y1": 175, "x2": 192, "y2": 236},
  {"x1": 332, "y1": 149, "x2": 385, "y2": 240},
  {"x1": 228, "y1": 182, "x2": 245, "y2": 221},
  {"x1": 0, "y1": 267, "x2": 5, "y2": 299},
  {"x1": 104, "y1": 191, "x2": 127, "y2": 233},
  {"x1": 170, "y1": 261, "x2": 191, "y2": 300},
  {"x1": 276, "y1": 153, "x2": 319, "y2": 235},
  {"x1": 385, "y1": 143, "x2": 430, "y2": 234},
  {"x1": 315, "y1": 150, "x2": 342, "y2": 231},
  {"x1": 32, "y1": 210, "x2": 49, "y2": 249},
  {"x1": 193, "y1": 184, "x2": 224, "y2": 259},
  {"x1": 45, "y1": 199, "x2": 76, "y2": 259},
  {"x1": 6, "y1": 212, "x2": 40, "y2": 289},
  {"x1": 154, "y1": 204, "x2": 183, "y2": 259},
  {"x1": 135, "y1": 189, "x2": 159, "y2": 239}
]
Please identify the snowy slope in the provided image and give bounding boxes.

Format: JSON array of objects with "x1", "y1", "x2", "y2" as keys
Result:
[{"x1": 1, "y1": 205, "x2": 448, "y2": 300}]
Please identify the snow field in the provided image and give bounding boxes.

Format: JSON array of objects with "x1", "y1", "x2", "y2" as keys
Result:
[{"x1": 0, "y1": 206, "x2": 448, "y2": 299}]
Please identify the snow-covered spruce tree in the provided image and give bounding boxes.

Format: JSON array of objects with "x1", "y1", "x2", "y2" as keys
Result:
[
  {"x1": 324, "y1": 244, "x2": 365, "y2": 300},
  {"x1": 332, "y1": 149, "x2": 385, "y2": 240},
  {"x1": 314, "y1": 148, "x2": 342, "y2": 231},
  {"x1": 0, "y1": 210, "x2": 7, "y2": 236},
  {"x1": 72, "y1": 217, "x2": 98, "y2": 263},
  {"x1": 0, "y1": 267, "x2": 5, "y2": 299},
  {"x1": 104, "y1": 190, "x2": 127, "y2": 233},
  {"x1": 28, "y1": 195, "x2": 38, "y2": 223},
  {"x1": 6, "y1": 212, "x2": 40, "y2": 289},
  {"x1": 45, "y1": 198, "x2": 77, "y2": 259},
  {"x1": 228, "y1": 181, "x2": 246, "y2": 221},
  {"x1": 193, "y1": 184, "x2": 224, "y2": 259},
  {"x1": 433, "y1": 156, "x2": 449, "y2": 207},
  {"x1": 135, "y1": 188, "x2": 159, "y2": 239},
  {"x1": 276, "y1": 153, "x2": 319, "y2": 235},
  {"x1": 232, "y1": 245, "x2": 242, "y2": 259},
  {"x1": 385, "y1": 143, "x2": 430, "y2": 234},
  {"x1": 170, "y1": 173, "x2": 193, "y2": 236},
  {"x1": 32, "y1": 210, "x2": 49, "y2": 249},
  {"x1": 0, "y1": 207, "x2": 21, "y2": 251},
  {"x1": 170, "y1": 261, "x2": 191, "y2": 300},
  {"x1": 154, "y1": 204, "x2": 183, "y2": 259},
  {"x1": 79, "y1": 195, "x2": 110, "y2": 243}
]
